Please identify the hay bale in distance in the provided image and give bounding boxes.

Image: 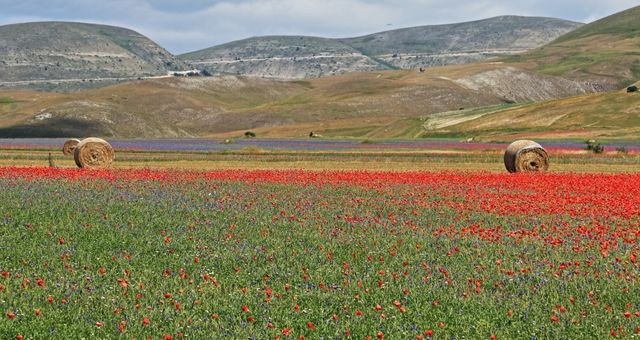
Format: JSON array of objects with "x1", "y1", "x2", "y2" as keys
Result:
[
  {"x1": 503, "y1": 140, "x2": 549, "y2": 173},
  {"x1": 62, "y1": 138, "x2": 81, "y2": 156},
  {"x1": 73, "y1": 137, "x2": 114, "y2": 169}
]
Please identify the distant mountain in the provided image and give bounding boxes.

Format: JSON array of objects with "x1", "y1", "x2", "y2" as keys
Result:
[
  {"x1": 180, "y1": 16, "x2": 582, "y2": 79},
  {"x1": 0, "y1": 22, "x2": 188, "y2": 91},
  {"x1": 508, "y1": 6, "x2": 640, "y2": 89}
]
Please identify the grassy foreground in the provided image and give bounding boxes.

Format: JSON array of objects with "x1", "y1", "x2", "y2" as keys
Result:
[{"x1": 0, "y1": 167, "x2": 639, "y2": 339}]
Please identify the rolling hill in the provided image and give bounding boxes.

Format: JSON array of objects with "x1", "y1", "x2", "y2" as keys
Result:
[
  {"x1": 1, "y1": 6, "x2": 639, "y2": 140},
  {"x1": 180, "y1": 16, "x2": 582, "y2": 79},
  {"x1": 507, "y1": 5, "x2": 640, "y2": 89},
  {"x1": 0, "y1": 63, "x2": 599, "y2": 138},
  {"x1": 417, "y1": 83, "x2": 640, "y2": 140},
  {"x1": 0, "y1": 22, "x2": 188, "y2": 91}
]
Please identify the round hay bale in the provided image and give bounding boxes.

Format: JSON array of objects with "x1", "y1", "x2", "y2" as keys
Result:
[
  {"x1": 62, "y1": 138, "x2": 81, "y2": 156},
  {"x1": 73, "y1": 137, "x2": 114, "y2": 169},
  {"x1": 503, "y1": 140, "x2": 549, "y2": 173}
]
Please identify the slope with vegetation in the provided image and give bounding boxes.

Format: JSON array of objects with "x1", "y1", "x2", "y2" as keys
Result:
[
  {"x1": 0, "y1": 22, "x2": 187, "y2": 91},
  {"x1": 0, "y1": 63, "x2": 599, "y2": 138},
  {"x1": 507, "y1": 5, "x2": 640, "y2": 89}
]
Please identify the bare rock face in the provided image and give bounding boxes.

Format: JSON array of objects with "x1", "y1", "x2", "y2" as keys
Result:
[
  {"x1": 181, "y1": 16, "x2": 583, "y2": 79},
  {"x1": 453, "y1": 66, "x2": 597, "y2": 102}
]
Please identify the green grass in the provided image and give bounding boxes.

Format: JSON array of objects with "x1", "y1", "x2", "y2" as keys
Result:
[
  {"x1": 0, "y1": 97, "x2": 17, "y2": 105},
  {"x1": 552, "y1": 6, "x2": 640, "y2": 43}
]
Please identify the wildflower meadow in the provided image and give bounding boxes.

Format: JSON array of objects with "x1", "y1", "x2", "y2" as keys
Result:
[{"x1": 0, "y1": 166, "x2": 639, "y2": 338}]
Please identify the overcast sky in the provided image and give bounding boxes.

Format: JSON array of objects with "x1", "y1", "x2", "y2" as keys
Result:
[{"x1": 0, "y1": 0, "x2": 638, "y2": 54}]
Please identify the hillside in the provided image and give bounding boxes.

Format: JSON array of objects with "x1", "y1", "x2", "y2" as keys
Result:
[
  {"x1": 0, "y1": 22, "x2": 188, "y2": 91},
  {"x1": 0, "y1": 63, "x2": 599, "y2": 138},
  {"x1": 180, "y1": 16, "x2": 581, "y2": 79},
  {"x1": 507, "y1": 6, "x2": 640, "y2": 89},
  {"x1": 0, "y1": 76, "x2": 309, "y2": 137},
  {"x1": 418, "y1": 85, "x2": 640, "y2": 140}
]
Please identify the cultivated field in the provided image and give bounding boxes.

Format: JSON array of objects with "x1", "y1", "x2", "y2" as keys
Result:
[
  {"x1": 0, "y1": 138, "x2": 638, "y2": 172},
  {"x1": 0, "y1": 138, "x2": 639, "y2": 339}
]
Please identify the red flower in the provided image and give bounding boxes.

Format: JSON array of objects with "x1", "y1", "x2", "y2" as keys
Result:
[
  {"x1": 377, "y1": 331, "x2": 384, "y2": 339},
  {"x1": 242, "y1": 305, "x2": 250, "y2": 313},
  {"x1": 424, "y1": 330, "x2": 433, "y2": 337},
  {"x1": 307, "y1": 322, "x2": 315, "y2": 330},
  {"x1": 7, "y1": 312, "x2": 16, "y2": 319},
  {"x1": 143, "y1": 317, "x2": 150, "y2": 326},
  {"x1": 282, "y1": 328, "x2": 293, "y2": 336}
]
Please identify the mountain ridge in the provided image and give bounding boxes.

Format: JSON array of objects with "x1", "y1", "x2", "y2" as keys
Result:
[
  {"x1": 0, "y1": 21, "x2": 188, "y2": 91},
  {"x1": 179, "y1": 15, "x2": 583, "y2": 79}
]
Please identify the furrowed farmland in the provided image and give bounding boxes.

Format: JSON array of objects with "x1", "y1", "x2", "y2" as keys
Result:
[{"x1": 1, "y1": 167, "x2": 639, "y2": 339}]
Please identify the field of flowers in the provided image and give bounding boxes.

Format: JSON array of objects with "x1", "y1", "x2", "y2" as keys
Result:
[{"x1": 1, "y1": 166, "x2": 639, "y2": 339}]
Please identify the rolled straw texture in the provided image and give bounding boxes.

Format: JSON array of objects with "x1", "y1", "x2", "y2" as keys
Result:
[
  {"x1": 504, "y1": 140, "x2": 549, "y2": 173},
  {"x1": 62, "y1": 138, "x2": 81, "y2": 156},
  {"x1": 73, "y1": 137, "x2": 114, "y2": 168}
]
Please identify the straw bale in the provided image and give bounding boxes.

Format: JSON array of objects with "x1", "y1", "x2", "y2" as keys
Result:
[
  {"x1": 73, "y1": 137, "x2": 114, "y2": 168},
  {"x1": 504, "y1": 140, "x2": 549, "y2": 173},
  {"x1": 62, "y1": 138, "x2": 81, "y2": 156}
]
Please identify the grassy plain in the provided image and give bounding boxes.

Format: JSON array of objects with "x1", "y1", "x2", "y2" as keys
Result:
[{"x1": 0, "y1": 146, "x2": 638, "y2": 173}]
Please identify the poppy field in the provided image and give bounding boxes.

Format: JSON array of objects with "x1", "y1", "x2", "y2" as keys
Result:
[{"x1": 1, "y1": 166, "x2": 640, "y2": 339}]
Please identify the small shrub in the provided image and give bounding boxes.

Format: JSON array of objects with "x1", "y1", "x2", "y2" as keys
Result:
[
  {"x1": 585, "y1": 140, "x2": 604, "y2": 154},
  {"x1": 244, "y1": 131, "x2": 256, "y2": 138},
  {"x1": 616, "y1": 146, "x2": 628, "y2": 155}
]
